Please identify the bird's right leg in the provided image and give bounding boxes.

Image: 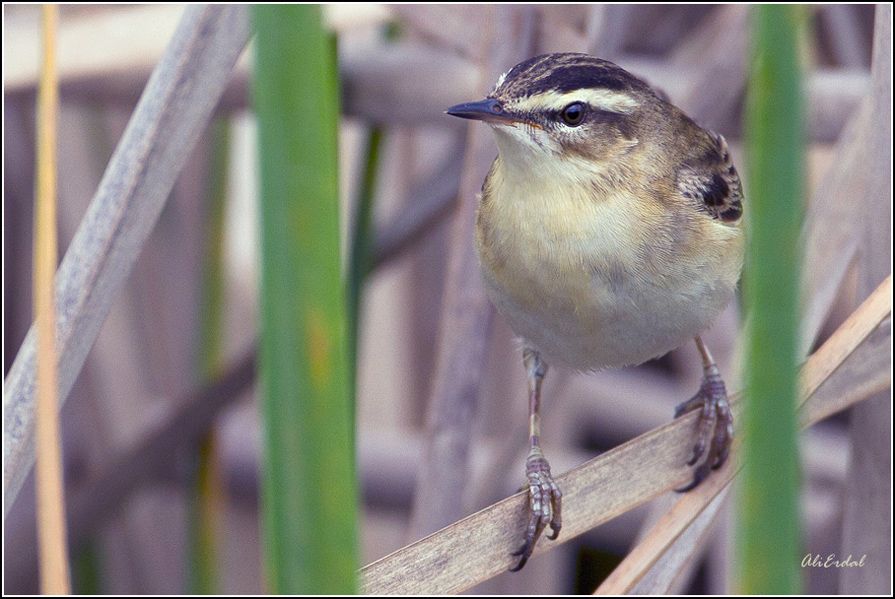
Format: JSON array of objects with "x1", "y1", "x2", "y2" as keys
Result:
[
  {"x1": 674, "y1": 336, "x2": 734, "y2": 492},
  {"x1": 510, "y1": 347, "x2": 562, "y2": 571}
]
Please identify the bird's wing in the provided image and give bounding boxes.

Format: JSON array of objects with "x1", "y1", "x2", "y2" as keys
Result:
[{"x1": 676, "y1": 131, "x2": 743, "y2": 224}]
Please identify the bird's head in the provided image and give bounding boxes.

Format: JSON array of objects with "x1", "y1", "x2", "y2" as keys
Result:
[{"x1": 447, "y1": 53, "x2": 663, "y2": 179}]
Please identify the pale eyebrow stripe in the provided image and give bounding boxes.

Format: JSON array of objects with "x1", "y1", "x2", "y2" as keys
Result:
[{"x1": 511, "y1": 89, "x2": 640, "y2": 114}]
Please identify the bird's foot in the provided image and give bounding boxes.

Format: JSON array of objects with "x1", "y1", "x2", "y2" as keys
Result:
[
  {"x1": 673, "y1": 364, "x2": 733, "y2": 492},
  {"x1": 510, "y1": 449, "x2": 562, "y2": 571}
]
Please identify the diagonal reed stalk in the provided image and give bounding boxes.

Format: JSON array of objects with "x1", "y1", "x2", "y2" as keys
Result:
[
  {"x1": 33, "y1": 4, "x2": 70, "y2": 594},
  {"x1": 360, "y1": 276, "x2": 889, "y2": 595},
  {"x1": 738, "y1": 5, "x2": 805, "y2": 594},
  {"x1": 253, "y1": 5, "x2": 358, "y2": 593},
  {"x1": 3, "y1": 6, "x2": 252, "y2": 516}
]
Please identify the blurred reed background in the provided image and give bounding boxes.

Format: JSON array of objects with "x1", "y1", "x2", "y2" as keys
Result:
[{"x1": 3, "y1": 4, "x2": 890, "y2": 594}]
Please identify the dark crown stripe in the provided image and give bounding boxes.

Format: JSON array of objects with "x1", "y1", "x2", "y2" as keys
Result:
[
  {"x1": 527, "y1": 66, "x2": 632, "y2": 94},
  {"x1": 499, "y1": 53, "x2": 649, "y2": 98}
]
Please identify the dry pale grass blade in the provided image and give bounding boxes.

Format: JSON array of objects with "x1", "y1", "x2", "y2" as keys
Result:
[
  {"x1": 596, "y1": 455, "x2": 738, "y2": 594},
  {"x1": 630, "y1": 324, "x2": 890, "y2": 596},
  {"x1": 32, "y1": 4, "x2": 70, "y2": 594},
  {"x1": 799, "y1": 315, "x2": 890, "y2": 428},
  {"x1": 628, "y1": 487, "x2": 730, "y2": 594},
  {"x1": 3, "y1": 5, "x2": 251, "y2": 516},
  {"x1": 596, "y1": 276, "x2": 891, "y2": 594},
  {"x1": 360, "y1": 276, "x2": 891, "y2": 595},
  {"x1": 800, "y1": 276, "x2": 891, "y2": 398},
  {"x1": 598, "y1": 326, "x2": 889, "y2": 594},
  {"x1": 596, "y1": 280, "x2": 892, "y2": 594},
  {"x1": 623, "y1": 276, "x2": 892, "y2": 595}
]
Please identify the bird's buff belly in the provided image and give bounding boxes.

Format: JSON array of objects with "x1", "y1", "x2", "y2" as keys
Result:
[{"x1": 479, "y1": 254, "x2": 736, "y2": 371}]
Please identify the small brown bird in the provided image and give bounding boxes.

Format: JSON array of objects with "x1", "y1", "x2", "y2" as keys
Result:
[{"x1": 447, "y1": 53, "x2": 744, "y2": 570}]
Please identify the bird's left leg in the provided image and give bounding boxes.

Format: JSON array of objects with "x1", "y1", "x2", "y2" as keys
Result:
[
  {"x1": 510, "y1": 347, "x2": 562, "y2": 571},
  {"x1": 674, "y1": 336, "x2": 734, "y2": 492}
]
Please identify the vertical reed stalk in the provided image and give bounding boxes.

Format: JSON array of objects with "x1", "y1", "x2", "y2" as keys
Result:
[
  {"x1": 34, "y1": 4, "x2": 71, "y2": 594},
  {"x1": 738, "y1": 4, "x2": 804, "y2": 594},
  {"x1": 253, "y1": 5, "x2": 358, "y2": 593}
]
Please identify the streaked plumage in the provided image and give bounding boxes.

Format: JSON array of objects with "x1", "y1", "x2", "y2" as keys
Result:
[
  {"x1": 447, "y1": 53, "x2": 743, "y2": 571},
  {"x1": 474, "y1": 53, "x2": 744, "y2": 370}
]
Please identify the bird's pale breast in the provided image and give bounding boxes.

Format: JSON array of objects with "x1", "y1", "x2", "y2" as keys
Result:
[{"x1": 476, "y1": 161, "x2": 743, "y2": 370}]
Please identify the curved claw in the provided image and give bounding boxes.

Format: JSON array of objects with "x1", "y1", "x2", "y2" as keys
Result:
[
  {"x1": 509, "y1": 517, "x2": 544, "y2": 572},
  {"x1": 677, "y1": 368, "x2": 733, "y2": 492},
  {"x1": 509, "y1": 453, "x2": 562, "y2": 571},
  {"x1": 675, "y1": 461, "x2": 711, "y2": 493},
  {"x1": 547, "y1": 518, "x2": 562, "y2": 541},
  {"x1": 509, "y1": 556, "x2": 529, "y2": 573}
]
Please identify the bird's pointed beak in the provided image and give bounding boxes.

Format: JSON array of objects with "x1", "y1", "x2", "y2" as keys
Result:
[{"x1": 446, "y1": 98, "x2": 515, "y2": 123}]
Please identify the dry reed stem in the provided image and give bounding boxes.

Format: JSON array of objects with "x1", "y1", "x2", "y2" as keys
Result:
[
  {"x1": 595, "y1": 451, "x2": 738, "y2": 594},
  {"x1": 3, "y1": 5, "x2": 252, "y2": 515},
  {"x1": 596, "y1": 277, "x2": 892, "y2": 594},
  {"x1": 33, "y1": 4, "x2": 70, "y2": 594},
  {"x1": 360, "y1": 276, "x2": 891, "y2": 594}
]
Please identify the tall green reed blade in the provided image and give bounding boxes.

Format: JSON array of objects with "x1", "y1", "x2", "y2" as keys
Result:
[
  {"x1": 346, "y1": 127, "x2": 382, "y2": 424},
  {"x1": 739, "y1": 5, "x2": 804, "y2": 594},
  {"x1": 188, "y1": 119, "x2": 231, "y2": 594},
  {"x1": 253, "y1": 6, "x2": 358, "y2": 593}
]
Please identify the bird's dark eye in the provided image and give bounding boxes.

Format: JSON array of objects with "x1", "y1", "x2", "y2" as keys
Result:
[{"x1": 561, "y1": 102, "x2": 586, "y2": 126}]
